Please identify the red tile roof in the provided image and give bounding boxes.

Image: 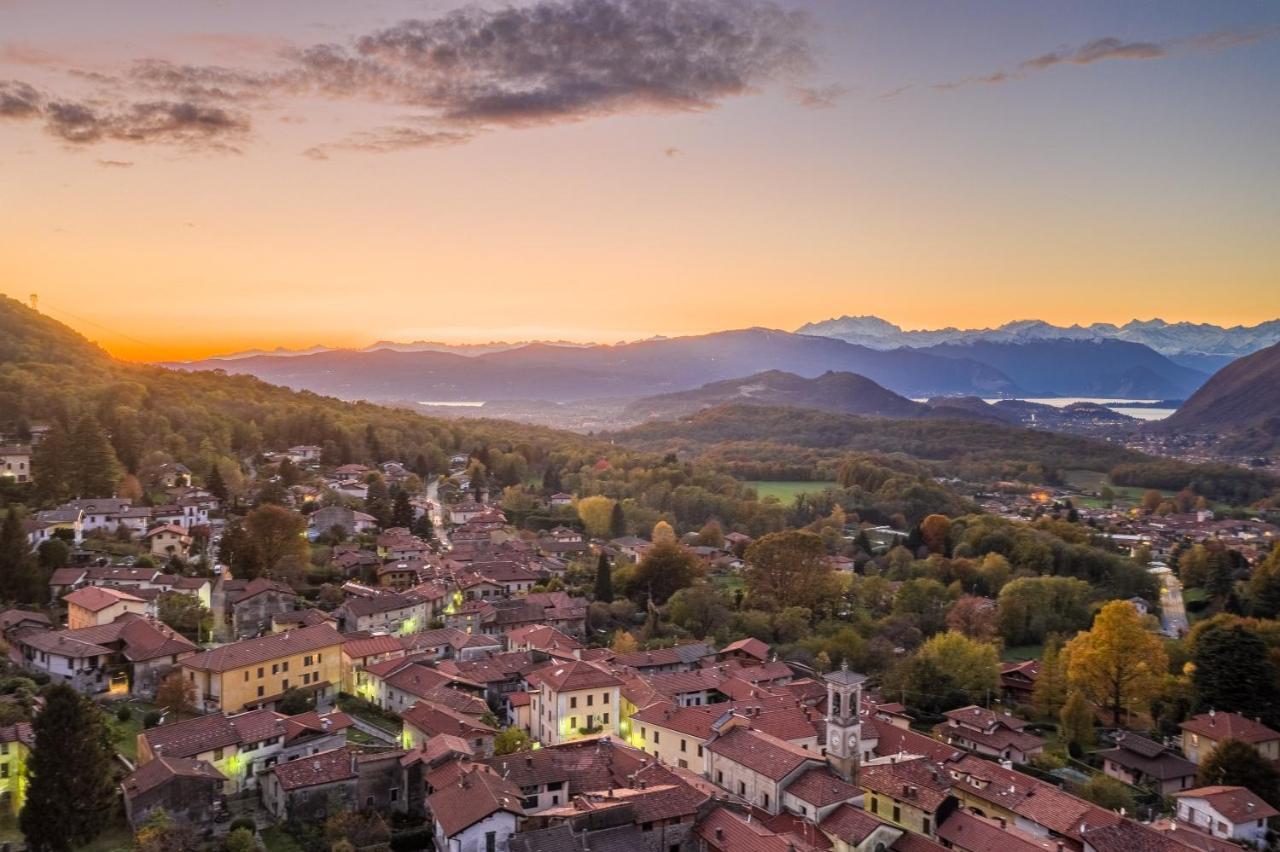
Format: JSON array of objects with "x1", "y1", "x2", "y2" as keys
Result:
[
  {"x1": 707, "y1": 727, "x2": 819, "y2": 781},
  {"x1": 785, "y1": 767, "x2": 859, "y2": 808},
  {"x1": 65, "y1": 585, "x2": 146, "y2": 611},
  {"x1": 1174, "y1": 785, "x2": 1280, "y2": 823},
  {"x1": 181, "y1": 623, "x2": 342, "y2": 673},
  {"x1": 428, "y1": 766, "x2": 525, "y2": 837},
  {"x1": 271, "y1": 746, "x2": 357, "y2": 790},
  {"x1": 1180, "y1": 711, "x2": 1280, "y2": 744},
  {"x1": 122, "y1": 756, "x2": 224, "y2": 800}
]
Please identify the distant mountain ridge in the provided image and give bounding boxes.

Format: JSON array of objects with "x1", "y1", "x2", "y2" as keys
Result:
[
  {"x1": 173, "y1": 326, "x2": 1208, "y2": 403},
  {"x1": 797, "y1": 315, "x2": 1280, "y2": 372}
]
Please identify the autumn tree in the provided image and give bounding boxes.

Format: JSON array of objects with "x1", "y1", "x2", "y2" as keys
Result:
[
  {"x1": 886, "y1": 631, "x2": 999, "y2": 713},
  {"x1": 1032, "y1": 640, "x2": 1068, "y2": 720},
  {"x1": 744, "y1": 530, "x2": 838, "y2": 611},
  {"x1": 652, "y1": 520, "x2": 676, "y2": 545},
  {"x1": 946, "y1": 595, "x2": 1000, "y2": 643},
  {"x1": 920, "y1": 514, "x2": 951, "y2": 555},
  {"x1": 697, "y1": 520, "x2": 725, "y2": 549},
  {"x1": 1059, "y1": 689, "x2": 1095, "y2": 753},
  {"x1": 1065, "y1": 600, "x2": 1168, "y2": 726},
  {"x1": 577, "y1": 496, "x2": 615, "y2": 538},
  {"x1": 494, "y1": 726, "x2": 534, "y2": 756},
  {"x1": 20, "y1": 684, "x2": 117, "y2": 851},
  {"x1": 1075, "y1": 774, "x2": 1134, "y2": 813}
]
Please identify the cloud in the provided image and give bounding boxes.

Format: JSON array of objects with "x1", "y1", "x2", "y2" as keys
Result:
[
  {"x1": 0, "y1": 79, "x2": 41, "y2": 117},
  {"x1": 790, "y1": 83, "x2": 848, "y2": 109},
  {"x1": 932, "y1": 27, "x2": 1277, "y2": 91},
  {"x1": 663, "y1": 146, "x2": 681, "y2": 157},
  {"x1": 95, "y1": 159, "x2": 134, "y2": 168},
  {"x1": 2, "y1": 0, "x2": 813, "y2": 155}
]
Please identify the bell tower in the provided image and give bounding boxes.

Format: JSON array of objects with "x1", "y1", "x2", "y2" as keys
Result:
[{"x1": 825, "y1": 661, "x2": 866, "y2": 780}]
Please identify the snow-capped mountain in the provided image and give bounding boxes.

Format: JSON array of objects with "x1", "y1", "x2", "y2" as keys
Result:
[{"x1": 796, "y1": 316, "x2": 1280, "y2": 372}]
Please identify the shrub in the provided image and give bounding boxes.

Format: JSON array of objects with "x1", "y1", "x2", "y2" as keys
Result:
[
  {"x1": 115, "y1": 705, "x2": 132, "y2": 723},
  {"x1": 228, "y1": 817, "x2": 256, "y2": 835},
  {"x1": 143, "y1": 710, "x2": 163, "y2": 729}
]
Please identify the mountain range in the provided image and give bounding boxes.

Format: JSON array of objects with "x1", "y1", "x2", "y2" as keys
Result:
[
  {"x1": 173, "y1": 327, "x2": 1208, "y2": 404},
  {"x1": 1162, "y1": 340, "x2": 1280, "y2": 452},
  {"x1": 795, "y1": 316, "x2": 1280, "y2": 373}
]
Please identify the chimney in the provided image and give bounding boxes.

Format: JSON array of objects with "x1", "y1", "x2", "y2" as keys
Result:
[{"x1": 714, "y1": 828, "x2": 724, "y2": 840}]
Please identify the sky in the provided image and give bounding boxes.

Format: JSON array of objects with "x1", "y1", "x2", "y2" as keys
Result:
[{"x1": 1, "y1": 0, "x2": 1278, "y2": 361}]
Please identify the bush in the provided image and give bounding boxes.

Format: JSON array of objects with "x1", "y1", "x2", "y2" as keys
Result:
[
  {"x1": 390, "y1": 825, "x2": 436, "y2": 851},
  {"x1": 228, "y1": 817, "x2": 256, "y2": 835},
  {"x1": 115, "y1": 705, "x2": 132, "y2": 723},
  {"x1": 143, "y1": 710, "x2": 163, "y2": 729}
]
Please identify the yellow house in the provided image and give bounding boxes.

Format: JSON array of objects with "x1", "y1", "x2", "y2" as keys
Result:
[
  {"x1": 858, "y1": 758, "x2": 954, "y2": 838},
  {"x1": 528, "y1": 661, "x2": 622, "y2": 746},
  {"x1": 146, "y1": 524, "x2": 192, "y2": 559},
  {"x1": 0, "y1": 723, "x2": 33, "y2": 814},
  {"x1": 181, "y1": 623, "x2": 343, "y2": 714},
  {"x1": 64, "y1": 586, "x2": 149, "y2": 630}
]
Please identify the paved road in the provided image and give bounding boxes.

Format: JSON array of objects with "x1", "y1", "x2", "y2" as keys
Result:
[{"x1": 1158, "y1": 569, "x2": 1189, "y2": 638}]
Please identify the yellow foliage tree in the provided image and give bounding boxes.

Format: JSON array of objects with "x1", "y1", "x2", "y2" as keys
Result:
[
  {"x1": 652, "y1": 520, "x2": 676, "y2": 545},
  {"x1": 576, "y1": 496, "x2": 616, "y2": 538},
  {"x1": 1065, "y1": 600, "x2": 1168, "y2": 726}
]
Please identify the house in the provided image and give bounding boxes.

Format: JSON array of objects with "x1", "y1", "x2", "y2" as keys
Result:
[
  {"x1": 121, "y1": 757, "x2": 226, "y2": 831},
  {"x1": 0, "y1": 723, "x2": 34, "y2": 814},
  {"x1": 64, "y1": 586, "x2": 150, "y2": 629},
  {"x1": 224, "y1": 578, "x2": 298, "y2": 639},
  {"x1": 718, "y1": 637, "x2": 771, "y2": 665},
  {"x1": 704, "y1": 722, "x2": 829, "y2": 816},
  {"x1": 858, "y1": 757, "x2": 955, "y2": 838},
  {"x1": 262, "y1": 745, "x2": 357, "y2": 823},
  {"x1": 549, "y1": 493, "x2": 573, "y2": 508},
  {"x1": 612, "y1": 642, "x2": 714, "y2": 674},
  {"x1": 340, "y1": 632, "x2": 407, "y2": 693},
  {"x1": 138, "y1": 707, "x2": 352, "y2": 793},
  {"x1": 449, "y1": 502, "x2": 487, "y2": 525},
  {"x1": 428, "y1": 765, "x2": 526, "y2": 852},
  {"x1": 403, "y1": 701, "x2": 498, "y2": 755},
  {"x1": 527, "y1": 661, "x2": 623, "y2": 746},
  {"x1": 1174, "y1": 785, "x2": 1278, "y2": 849},
  {"x1": 999, "y1": 660, "x2": 1041, "y2": 706},
  {"x1": 1180, "y1": 710, "x2": 1280, "y2": 764},
  {"x1": 334, "y1": 590, "x2": 427, "y2": 635},
  {"x1": 308, "y1": 506, "x2": 378, "y2": 539},
  {"x1": 0, "y1": 445, "x2": 32, "y2": 483},
  {"x1": 934, "y1": 705, "x2": 1045, "y2": 764},
  {"x1": 146, "y1": 524, "x2": 192, "y2": 559},
  {"x1": 1099, "y1": 731, "x2": 1197, "y2": 794},
  {"x1": 180, "y1": 623, "x2": 344, "y2": 713}
]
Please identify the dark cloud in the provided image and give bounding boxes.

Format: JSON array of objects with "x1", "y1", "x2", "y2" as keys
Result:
[
  {"x1": 42, "y1": 99, "x2": 248, "y2": 148},
  {"x1": 932, "y1": 27, "x2": 1276, "y2": 92},
  {"x1": 4, "y1": 0, "x2": 813, "y2": 154},
  {"x1": 0, "y1": 79, "x2": 42, "y2": 117}
]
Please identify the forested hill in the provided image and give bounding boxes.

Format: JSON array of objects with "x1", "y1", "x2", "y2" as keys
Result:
[
  {"x1": 0, "y1": 294, "x2": 603, "y2": 496},
  {"x1": 1162, "y1": 340, "x2": 1280, "y2": 453}
]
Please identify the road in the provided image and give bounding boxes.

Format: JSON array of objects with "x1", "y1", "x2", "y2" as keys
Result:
[{"x1": 1158, "y1": 568, "x2": 1189, "y2": 638}]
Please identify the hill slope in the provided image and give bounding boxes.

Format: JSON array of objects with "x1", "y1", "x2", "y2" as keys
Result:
[
  {"x1": 621, "y1": 370, "x2": 929, "y2": 422},
  {"x1": 1163, "y1": 340, "x2": 1280, "y2": 450}
]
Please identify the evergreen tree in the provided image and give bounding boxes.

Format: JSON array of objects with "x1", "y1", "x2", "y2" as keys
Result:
[
  {"x1": 1248, "y1": 545, "x2": 1280, "y2": 619},
  {"x1": 593, "y1": 552, "x2": 614, "y2": 603},
  {"x1": 391, "y1": 491, "x2": 415, "y2": 529},
  {"x1": 1197, "y1": 738, "x2": 1280, "y2": 807},
  {"x1": 1191, "y1": 623, "x2": 1280, "y2": 726},
  {"x1": 20, "y1": 684, "x2": 116, "y2": 851},
  {"x1": 609, "y1": 500, "x2": 627, "y2": 539},
  {"x1": 542, "y1": 465, "x2": 561, "y2": 494},
  {"x1": 70, "y1": 414, "x2": 121, "y2": 497},
  {"x1": 0, "y1": 509, "x2": 42, "y2": 604},
  {"x1": 206, "y1": 463, "x2": 228, "y2": 501},
  {"x1": 412, "y1": 512, "x2": 434, "y2": 540},
  {"x1": 31, "y1": 422, "x2": 72, "y2": 503}
]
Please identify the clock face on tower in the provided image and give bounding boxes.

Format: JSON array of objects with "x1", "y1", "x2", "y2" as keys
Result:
[{"x1": 847, "y1": 733, "x2": 859, "y2": 748}]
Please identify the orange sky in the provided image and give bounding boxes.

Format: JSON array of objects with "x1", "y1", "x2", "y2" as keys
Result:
[{"x1": 2, "y1": 0, "x2": 1278, "y2": 362}]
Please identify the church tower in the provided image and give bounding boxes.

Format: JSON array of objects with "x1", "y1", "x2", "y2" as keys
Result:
[{"x1": 825, "y1": 662, "x2": 866, "y2": 780}]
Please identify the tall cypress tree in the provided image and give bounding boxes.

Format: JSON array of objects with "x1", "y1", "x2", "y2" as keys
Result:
[
  {"x1": 594, "y1": 552, "x2": 614, "y2": 603},
  {"x1": 609, "y1": 501, "x2": 626, "y2": 539},
  {"x1": 20, "y1": 684, "x2": 117, "y2": 851},
  {"x1": 70, "y1": 414, "x2": 120, "y2": 497},
  {"x1": 206, "y1": 463, "x2": 228, "y2": 502}
]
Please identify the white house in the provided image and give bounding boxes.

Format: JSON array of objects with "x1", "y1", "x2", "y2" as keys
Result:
[
  {"x1": 428, "y1": 766, "x2": 524, "y2": 852},
  {"x1": 1174, "y1": 785, "x2": 1278, "y2": 849}
]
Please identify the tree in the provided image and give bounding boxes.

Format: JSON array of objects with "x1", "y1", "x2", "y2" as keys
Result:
[
  {"x1": 36, "y1": 538, "x2": 69, "y2": 571},
  {"x1": 697, "y1": 519, "x2": 725, "y2": 549},
  {"x1": 70, "y1": 414, "x2": 121, "y2": 497},
  {"x1": 920, "y1": 514, "x2": 951, "y2": 555},
  {"x1": 652, "y1": 520, "x2": 676, "y2": 546},
  {"x1": 1191, "y1": 623, "x2": 1280, "y2": 726},
  {"x1": 1075, "y1": 775, "x2": 1134, "y2": 813},
  {"x1": 278, "y1": 687, "x2": 313, "y2": 716},
  {"x1": 206, "y1": 463, "x2": 228, "y2": 502},
  {"x1": 631, "y1": 541, "x2": 702, "y2": 605},
  {"x1": 666, "y1": 584, "x2": 732, "y2": 638},
  {"x1": 611, "y1": 630, "x2": 638, "y2": 653},
  {"x1": 20, "y1": 684, "x2": 116, "y2": 851},
  {"x1": 744, "y1": 531, "x2": 838, "y2": 612},
  {"x1": 243, "y1": 505, "x2": 310, "y2": 584},
  {"x1": 886, "y1": 631, "x2": 999, "y2": 713},
  {"x1": 593, "y1": 552, "x2": 614, "y2": 603},
  {"x1": 224, "y1": 828, "x2": 257, "y2": 852},
  {"x1": 997, "y1": 576, "x2": 1093, "y2": 646},
  {"x1": 0, "y1": 509, "x2": 43, "y2": 604},
  {"x1": 1059, "y1": 689, "x2": 1095, "y2": 753},
  {"x1": 155, "y1": 669, "x2": 197, "y2": 715},
  {"x1": 134, "y1": 810, "x2": 199, "y2": 852},
  {"x1": 1032, "y1": 641, "x2": 1068, "y2": 720},
  {"x1": 576, "y1": 496, "x2": 615, "y2": 538},
  {"x1": 1197, "y1": 738, "x2": 1280, "y2": 807},
  {"x1": 1248, "y1": 546, "x2": 1280, "y2": 619},
  {"x1": 946, "y1": 595, "x2": 1000, "y2": 643},
  {"x1": 156, "y1": 592, "x2": 213, "y2": 642},
  {"x1": 892, "y1": 578, "x2": 953, "y2": 637},
  {"x1": 391, "y1": 490, "x2": 415, "y2": 529},
  {"x1": 494, "y1": 726, "x2": 534, "y2": 755},
  {"x1": 609, "y1": 500, "x2": 627, "y2": 539},
  {"x1": 1065, "y1": 600, "x2": 1168, "y2": 726}
]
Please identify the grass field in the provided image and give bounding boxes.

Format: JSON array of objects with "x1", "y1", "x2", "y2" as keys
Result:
[
  {"x1": 1063, "y1": 469, "x2": 1173, "y2": 509},
  {"x1": 1001, "y1": 644, "x2": 1045, "y2": 663},
  {"x1": 744, "y1": 481, "x2": 838, "y2": 504}
]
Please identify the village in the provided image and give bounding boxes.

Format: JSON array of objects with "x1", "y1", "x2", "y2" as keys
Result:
[{"x1": 1, "y1": 434, "x2": 1279, "y2": 852}]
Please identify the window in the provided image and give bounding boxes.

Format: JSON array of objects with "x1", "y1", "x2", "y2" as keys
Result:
[
  {"x1": 922, "y1": 817, "x2": 931, "y2": 835},
  {"x1": 653, "y1": 730, "x2": 660, "y2": 744},
  {"x1": 244, "y1": 671, "x2": 249, "y2": 682},
  {"x1": 213, "y1": 748, "x2": 224, "y2": 761},
  {"x1": 587, "y1": 694, "x2": 593, "y2": 706},
  {"x1": 282, "y1": 679, "x2": 289, "y2": 690},
  {"x1": 892, "y1": 805, "x2": 900, "y2": 823},
  {"x1": 390, "y1": 787, "x2": 399, "y2": 802},
  {"x1": 601, "y1": 693, "x2": 608, "y2": 704},
  {"x1": 716, "y1": 771, "x2": 723, "y2": 784},
  {"x1": 257, "y1": 686, "x2": 265, "y2": 697},
  {"x1": 304, "y1": 655, "x2": 313, "y2": 666},
  {"x1": 762, "y1": 793, "x2": 770, "y2": 808},
  {"x1": 870, "y1": 797, "x2": 878, "y2": 814},
  {"x1": 282, "y1": 661, "x2": 289, "y2": 672},
  {"x1": 570, "y1": 717, "x2": 577, "y2": 729},
  {"x1": 602, "y1": 713, "x2": 609, "y2": 724},
  {"x1": 258, "y1": 667, "x2": 264, "y2": 678},
  {"x1": 697, "y1": 745, "x2": 703, "y2": 757},
  {"x1": 0, "y1": 765, "x2": 7, "y2": 778},
  {"x1": 680, "y1": 739, "x2": 687, "y2": 752},
  {"x1": 486, "y1": 831, "x2": 497, "y2": 852},
  {"x1": 272, "y1": 664, "x2": 279, "y2": 675},
  {"x1": 570, "y1": 696, "x2": 577, "y2": 709},
  {"x1": 737, "y1": 781, "x2": 746, "y2": 795}
]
